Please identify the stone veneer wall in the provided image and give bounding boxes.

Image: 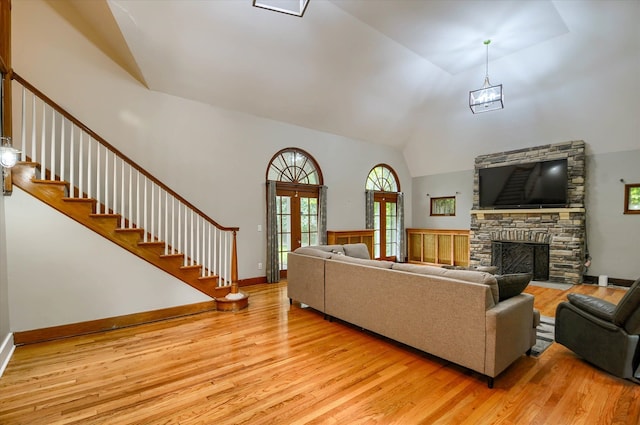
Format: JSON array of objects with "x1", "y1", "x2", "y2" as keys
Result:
[{"x1": 470, "y1": 141, "x2": 586, "y2": 285}]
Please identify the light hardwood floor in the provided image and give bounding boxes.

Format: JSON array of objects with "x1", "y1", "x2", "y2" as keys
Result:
[{"x1": 0, "y1": 282, "x2": 638, "y2": 424}]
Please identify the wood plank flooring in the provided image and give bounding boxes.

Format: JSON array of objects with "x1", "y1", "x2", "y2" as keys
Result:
[{"x1": 0, "y1": 282, "x2": 638, "y2": 424}]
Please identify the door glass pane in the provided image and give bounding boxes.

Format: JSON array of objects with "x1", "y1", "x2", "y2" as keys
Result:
[
  {"x1": 373, "y1": 201, "x2": 381, "y2": 258},
  {"x1": 277, "y1": 196, "x2": 292, "y2": 269},
  {"x1": 300, "y1": 196, "x2": 318, "y2": 248},
  {"x1": 386, "y1": 202, "x2": 397, "y2": 258}
]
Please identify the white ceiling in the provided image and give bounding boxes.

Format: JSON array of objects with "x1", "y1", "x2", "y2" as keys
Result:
[{"x1": 56, "y1": 0, "x2": 640, "y2": 176}]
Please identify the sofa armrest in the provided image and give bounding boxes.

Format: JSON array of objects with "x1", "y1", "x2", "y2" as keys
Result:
[
  {"x1": 485, "y1": 293, "x2": 535, "y2": 377},
  {"x1": 567, "y1": 293, "x2": 616, "y2": 323}
]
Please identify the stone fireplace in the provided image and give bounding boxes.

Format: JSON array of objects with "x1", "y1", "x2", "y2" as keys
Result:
[{"x1": 470, "y1": 141, "x2": 586, "y2": 285}]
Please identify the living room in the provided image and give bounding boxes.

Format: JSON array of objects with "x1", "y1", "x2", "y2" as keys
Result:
[{"x1": 0, "y1": 0, "x2": 639, "y2": 422}]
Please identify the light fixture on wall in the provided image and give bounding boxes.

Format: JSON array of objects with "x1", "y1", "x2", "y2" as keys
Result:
[
  {"x1": 253, "y1": 0, "x2": 309, "y2": 17},
  {"x1": 0, "y1": 136, "x2": 20, "y2": 169},
  {"x1": 469, "y1": 40, "x2": 504, "y2": 114}
]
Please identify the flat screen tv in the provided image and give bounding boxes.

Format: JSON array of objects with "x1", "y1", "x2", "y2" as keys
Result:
[{"x1": 479, "y1": 159, "x2": 568, "y2": 209}]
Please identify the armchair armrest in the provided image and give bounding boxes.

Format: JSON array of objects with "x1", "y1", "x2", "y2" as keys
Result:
[{"x1": 567, "y1": 293, "x2": 616, "y2": 323}]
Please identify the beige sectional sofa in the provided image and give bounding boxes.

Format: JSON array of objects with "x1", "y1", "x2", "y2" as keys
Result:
[{"x1": 287, "y1": 243, "x2": 539, "y2": 388}]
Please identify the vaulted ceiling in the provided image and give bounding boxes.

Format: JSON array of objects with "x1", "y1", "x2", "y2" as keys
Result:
[{"x1": 47, "y1": 0, "x2": 640, "y2": 176}]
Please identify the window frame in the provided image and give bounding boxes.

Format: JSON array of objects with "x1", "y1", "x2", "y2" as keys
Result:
[
  {"x1": 624, "y1": 183, "x2": 640, "y2": 215},
  {"x1": 430, "y1": 196, "x2": 456, "y2": 217}
]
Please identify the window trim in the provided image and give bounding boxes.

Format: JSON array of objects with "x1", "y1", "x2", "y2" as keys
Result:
[
  {"x1": 430, "y1": 196, "x2": 456, "y2": 217},
  {"x1": 624, "y1": 183, "x2": 640, "y2": 215}
]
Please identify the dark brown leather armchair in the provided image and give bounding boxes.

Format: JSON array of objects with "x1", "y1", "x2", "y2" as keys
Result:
[{"x1": 555, "y1": 278, "x2": 640, "y2": 382}]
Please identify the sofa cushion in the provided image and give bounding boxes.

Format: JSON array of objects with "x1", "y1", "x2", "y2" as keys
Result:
[
  {"x1": 343, "y1": 243, "x2": 371, "y2": 259},
  {"x1": 391, "y1": 263, "x2": 498, "y2": 304},
  {"x1": 440, "y1": 269, "x2": 499, "y2": 304},
  {"x1": 293, "y1": 246, "x2": 333, "y2": 259},
  {"x1": 306, "y1": 244, "x2": 345, "y2": 255},
  {"x1": 331, "y1": 254, "x2": 394, "y2": 269},
  {"x1": 391, "y1": 263, "x2": 448, "y2": 277},
  {"x1": 495, "y1": 273, "x2": 532, "y2": 301}
]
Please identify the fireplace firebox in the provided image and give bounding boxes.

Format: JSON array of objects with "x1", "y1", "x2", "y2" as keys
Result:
[{"x1": 491, "y1": 241, "x2": 549, "y2": 281}]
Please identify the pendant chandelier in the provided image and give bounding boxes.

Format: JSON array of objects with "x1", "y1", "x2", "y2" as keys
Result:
[{"x1": 469, "y1": 40, "x2": 504, "y2": 114}]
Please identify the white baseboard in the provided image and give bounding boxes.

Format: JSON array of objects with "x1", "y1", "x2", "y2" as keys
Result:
[{"x1": 0, "y1": 332, "x2": 15, "y2": 378}]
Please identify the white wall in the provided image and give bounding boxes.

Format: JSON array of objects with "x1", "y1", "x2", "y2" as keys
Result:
[
  {"x1": 411, "y1": 170, "x2": 473, "y2": 230},
  {"x1": 585, "y1": 149, "x2": 640, "y2": 281},
  {"x1": 0, "y1": 195, "x2": 14, "y2": 376},
  {"x1": 5, "y1": 188, "x2": 211, "y2": 332},
  {"x1": 11, "y1": 0, "x2": 412, "y2": 282}
]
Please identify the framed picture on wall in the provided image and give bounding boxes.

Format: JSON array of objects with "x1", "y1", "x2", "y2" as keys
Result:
[
  {"x1": 430, "y1": 196, "x2": 456, "y2": 216},
  {"x1": 624, "y1": 183, "x2": 640, "y2": 214}
]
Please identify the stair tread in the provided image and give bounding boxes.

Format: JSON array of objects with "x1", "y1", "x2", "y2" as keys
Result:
[
  {"x1": 160, "y1": 253, "x2": 184, "y2": 259},
  {"x1": 32, "y1": 179, "x2": 69, "y2": 186},
  {"x1": 63, "y1": 197, "x2": 97, "y2": 203},
  {"x1": 115, "y1": 228, "x2": 144, "y2": 233},
  {"x1": 198, "y1": 275, "x2": 220, "y2": 281},
  {"x1": 180, "y1": 265, "x2": 202, "y2": 270},
  {"x1": 90, "y1": 213, "x2": 121, "y2": 218},
  {"x1": 138, "y1": 241, "x2": 165, "y2": 246}
]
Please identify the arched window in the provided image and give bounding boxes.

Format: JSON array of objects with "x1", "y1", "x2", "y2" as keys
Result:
[
  {"x1": 365, "y1": 164, "x2": 403, "y2": 261},
  {"x1": 266, "y1": 148, "x2": 325, "y2": 282}
]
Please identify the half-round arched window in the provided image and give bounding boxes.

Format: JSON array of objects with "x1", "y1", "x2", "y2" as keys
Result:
[
  {"x1": 267, "y1": 148, "x2": 323, "y2": 185},
  {"x1": 366, "y1": 164, "x2": 399, "y2": 192}
]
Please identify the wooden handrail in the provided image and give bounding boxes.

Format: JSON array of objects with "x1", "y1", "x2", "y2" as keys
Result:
[{"x1": 11, "y1": 72, "x2": 239, "y2": 233}]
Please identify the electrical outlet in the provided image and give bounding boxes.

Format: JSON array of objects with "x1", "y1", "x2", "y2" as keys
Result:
[
  {"x1": 258, "y1": 262, "x2": 263, "y2": 270},
  {"x1": 257, "y1": 224, "x2": 262, "y2": 232}
]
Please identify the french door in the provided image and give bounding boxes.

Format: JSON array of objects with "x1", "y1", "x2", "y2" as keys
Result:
[
  {"x1": 373, "y1": 192, "x2": 398, "y2": 261},
  {"x1": 276, "y1": 187, "x2": 319, "y2": 271}
]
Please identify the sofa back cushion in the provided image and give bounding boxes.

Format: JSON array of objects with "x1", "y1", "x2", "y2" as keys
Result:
[
  {"x1": 305, "y1": 244, "x2": 345, "y2": 255},
  {"x1": 331, "y1": 254, "x2": 394, "y2": 269},
  {"x1": 343, "y1": 243, "x2": 371, "y2": 259},
  {"x1": 391, "y1": 263, "x2": 499, "y2": 304},
  {"x1": 293, "y1": 246, "x2": 333, "y2": 259}
]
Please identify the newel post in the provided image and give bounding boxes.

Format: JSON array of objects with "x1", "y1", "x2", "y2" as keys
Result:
[{"x1": 231, "y1": 229, "x2": 238, "y2": 287}]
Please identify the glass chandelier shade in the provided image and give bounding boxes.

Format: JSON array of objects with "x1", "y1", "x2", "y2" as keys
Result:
[{"x1": 469, "y1": 40, "x2": 504, "y2": 114}]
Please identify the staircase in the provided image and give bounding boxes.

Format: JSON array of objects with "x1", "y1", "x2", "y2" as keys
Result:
[{"x1": 8, "y1": 73, "x2": 239, "y2": 300}]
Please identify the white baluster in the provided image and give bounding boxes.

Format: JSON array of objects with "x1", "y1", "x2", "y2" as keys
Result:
[
  {"x1": 136, "y1": 171, "x2": 141, "y2": 232},
  {"x1": 96, "y1": 140, "x2": 100, "y2": 211},
  {"x1": 40, "y1": 103, "x2": 46, "y2": 178},
  {"x1": 184, "y1": 206, "x2": 189, "y2": 266},
  {"x1": 206, "y1": 225, "x2": 211, "y2": 276},
  {"x1": 120, "y1": 159, "x2": 125, "y2": 228},
  {"x1": 20, "y1": 87, "x2": 26, "y2": 161},
  {"x1": 190, "y1": 210, "x2": 194, "y2": 266},
  {"x1": 157, "y1": 186, "x2": 162, "y2": 244},
  {"x1": 171, "y1": 197, "x2": 176, "y2": 254},
  {"x1": 127, "y1": 164, "x2": 132, "y2": 228},
  {"x1": 177, "y1": 201, "x2": 182, "y2": 257},
  {"x1": 143, "y1": 176, "x2": 148, "y2": 242},
  {"x1": 151, "y1": 182, "x2": 155, "y2": 241},
  {"x1": 31, "y1": 95, "x2": 36, "y2": 163},
  {"x1": 104, "y1": 148, "x2": 110, "y2": 214},
  {"x1": 87, "y1": 137, "x2": 92, "y2": 199},
  {"x1": 78, "y1": 132, "x2": 84, "y2": 197},
  {"x1": 164, "y1": 192, "x2": 169, "y2": 255},
  {"x1": 196, "y1": 215, "x2": 200, "y2": 270},
  {"x1": 60, "y1": 119, "x2": 65, "y2": 187},
  {"x1": 113, "y1": 153, "x2": 117, "y2": 216},
  {"x1": 69, "y1": 125, "x2": 75, "y2": 198},
  {"x1": 50, "y1": 109, "x2": 55, "y2": 180}
]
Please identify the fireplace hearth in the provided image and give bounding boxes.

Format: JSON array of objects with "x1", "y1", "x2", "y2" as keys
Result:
[{"x1": 492, "y1": 241, "x2": 549, "y2": 280}]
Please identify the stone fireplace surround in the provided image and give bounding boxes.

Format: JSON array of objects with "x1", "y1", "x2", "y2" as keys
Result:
[{"x1": 470, "y1": 141, "x2": 586, "y2": 285}]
